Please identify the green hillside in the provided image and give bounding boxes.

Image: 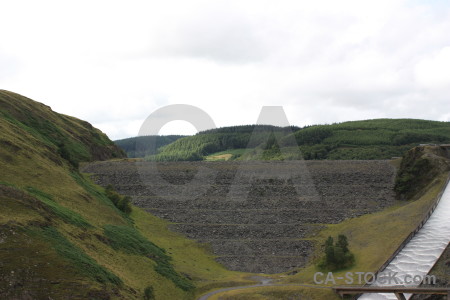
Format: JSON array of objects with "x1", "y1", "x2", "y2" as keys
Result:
[
  {"x1": 0, "y1": 90, "x2": 246, "y2": 299},
  {"x1": 115, "y1": 135, "x2": 186, "y2": 158},
  {"x1": 145, "y1": 125, "x2": 299, "y2": 161},
  {"x1": 140, "y1": 119, "x2": 450, "y2": 161}
]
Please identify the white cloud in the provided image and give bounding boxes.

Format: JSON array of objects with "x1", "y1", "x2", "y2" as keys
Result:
[
  {"x1": 0, "y1": 0, "x2": 450, "y2": 140},
  {"x1": 415, "y1": 46, "x2": 450, "y2": 89}
]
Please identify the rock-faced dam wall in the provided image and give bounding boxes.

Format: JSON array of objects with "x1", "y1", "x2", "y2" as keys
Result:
[{"x1": 82, "y1": 160, "x2": 397, "y2": 273}]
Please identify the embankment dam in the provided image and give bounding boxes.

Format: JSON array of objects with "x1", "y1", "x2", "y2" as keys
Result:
[{"x1": 83, "y1": 160, "x2": 397, "y2": 273}]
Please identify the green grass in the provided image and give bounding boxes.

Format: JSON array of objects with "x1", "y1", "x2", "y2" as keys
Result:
[
  {"x1": 131, "y1": 207, "x2": 256, "y2": 296},
  {"x1": 25, "y1": 186, "x2": 92, "y2": 229},
  {"x1": 205, "y1": 149, "x2": 247, "y2": 161},
  {"x1": 104, "y1": 225, "x2": 195, "y2": 291},
  {"x1": 103, "y1": 225, "x2": 168, "y2": 259},
  {"x1": 0, "y1": 224, "x2": 111, "y2": 299},
  {"x1": 36, "y1": 226, "x2": 122, "y2": 285},
  {"x1": 70, "y1": 172, "x2": 133, "y2": 224}
]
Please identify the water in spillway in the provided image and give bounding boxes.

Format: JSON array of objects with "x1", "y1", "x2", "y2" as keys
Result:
[{"x1": 359, "y1": 181, "x2": 450, "y2": 300}]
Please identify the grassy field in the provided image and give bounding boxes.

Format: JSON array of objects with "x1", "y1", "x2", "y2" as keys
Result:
[
  {"x1": 205, "y1": 149, "x2": 247, "y2": 161},
  {"x1": 205, "y1": 154, "x2": 233, "y2": 161}
]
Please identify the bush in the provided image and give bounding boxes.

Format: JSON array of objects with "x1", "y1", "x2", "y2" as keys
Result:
[
  {"x1": 57, "y1": 142, "x2": 79, "y2": 168},
  {"x1": 144, "y1": 286, "x2": 155, "y2": 300},
  {"x1": 117, "y1": 196, "x2": 132, "y2": 214},
  {"x1": 394, "y1": 150, "x2": 435, "y2": 199},
  {"x1": 105, "y1": 185, "x2": 132, "y2": 214},
  {"x1": 318, "y1": 235, "x2": 355, "y2": 271}
]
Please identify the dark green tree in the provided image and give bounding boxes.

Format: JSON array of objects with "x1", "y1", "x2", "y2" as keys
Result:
[
  {"x1": 144, "y1": 286, "x2": 155, "y2": 300},
  {"x1": 324, "y1": 236, "x2": 335, "y2": 264},
  {"x1": 336, "y1": 234, "x2": 349, "y2": 253},
  {"x1": 105, "y1": 185, "x2": 132, "y2": 214},
  {"x1": 319, "y1": 234, "x2": 355, "y2": 271}
]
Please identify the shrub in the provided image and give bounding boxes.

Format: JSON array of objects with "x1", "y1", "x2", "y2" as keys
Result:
[
  {"x1": 117, "y1": 196, "x2": 132, "y2": 214},
  {"x1": 318, "y1": 235, "x2": 355, "y2": 271},
  {"x1": 144, "y1": 286, "x2": 155, "y2": 300},
  {"x1": 57, "y1": 142, "x2": 79, "y2": 168},
  {"x1": 394, "y1": 151, "x2": 435, "y2": 199},
  {"x1": 105, "y1": 185, "x2": 132, "y2": 214}
]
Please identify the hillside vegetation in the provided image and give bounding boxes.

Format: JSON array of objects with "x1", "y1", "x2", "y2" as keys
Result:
[
  {"x1": 145, "y1": 125, "x2": 298, "y2": 161},
  {"x1": 115, "y1": 135, "x2": 186, "y2": 158},
  {"x1": 135, "y1": 119, "x2": 450, "y2": 161},
  {"x1": 0, "y1": 90, "x2": 247, "y2": 299},
  {"x1": 394, "y1": 145, "x2": 450, "y2": 199}
]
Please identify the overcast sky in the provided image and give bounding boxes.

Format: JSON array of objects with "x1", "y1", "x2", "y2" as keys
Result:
[{"x1": 1, "y1": 0, "x2": 450, "y2": 140}]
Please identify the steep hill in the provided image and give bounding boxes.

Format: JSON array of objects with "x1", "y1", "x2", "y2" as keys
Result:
[
  {"x1": 0, "y1": 90, "x2": 244, "y2": 299},
  {"x1": 0, "y1": 90, "x2": 125, "y2": 166},
  {"x1": 137, "y1": 119, "x2": 450, "y2": 161}
]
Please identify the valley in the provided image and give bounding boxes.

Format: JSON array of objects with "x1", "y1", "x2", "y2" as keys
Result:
[{"x1": 1, "y1": 90, "x2": 450, "y2": 299}]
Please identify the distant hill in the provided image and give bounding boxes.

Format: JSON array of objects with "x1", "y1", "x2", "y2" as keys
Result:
[
  {"x1": 136, "y1": 119, "x2": 450, "y2": 161},
  {"x1": 115, "y1": 135, "x2": 186, "y2": 158},
  {"x1": 0, "y1": 90, "x2": 238, "y2": 299},
  {"x1": 142, "y1": 125, "x2": 298, "y2": 161},
  {"x1": 289, "y1": 119, "x2": 450, "y2": 160}
]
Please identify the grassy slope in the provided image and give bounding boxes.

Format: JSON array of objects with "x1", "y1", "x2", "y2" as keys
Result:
[
  {"x1": 141, "y1": 119, "x2": 450, "y2": 161},
  {"x1": 0, "y1": 90, "x2": 248, "y2": 299},
  {"x1": 132, "y1": 208, "x2": 255, "y2": 295}
]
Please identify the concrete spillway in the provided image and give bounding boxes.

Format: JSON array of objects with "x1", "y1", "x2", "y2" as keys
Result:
[{"x1": 360, "y1": 180, "x2": 450, "y2": 300}]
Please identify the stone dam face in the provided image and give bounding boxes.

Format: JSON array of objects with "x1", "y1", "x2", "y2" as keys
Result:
[{"x1": 82, "y1": 160, "x2": 397, "y2": 273}]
